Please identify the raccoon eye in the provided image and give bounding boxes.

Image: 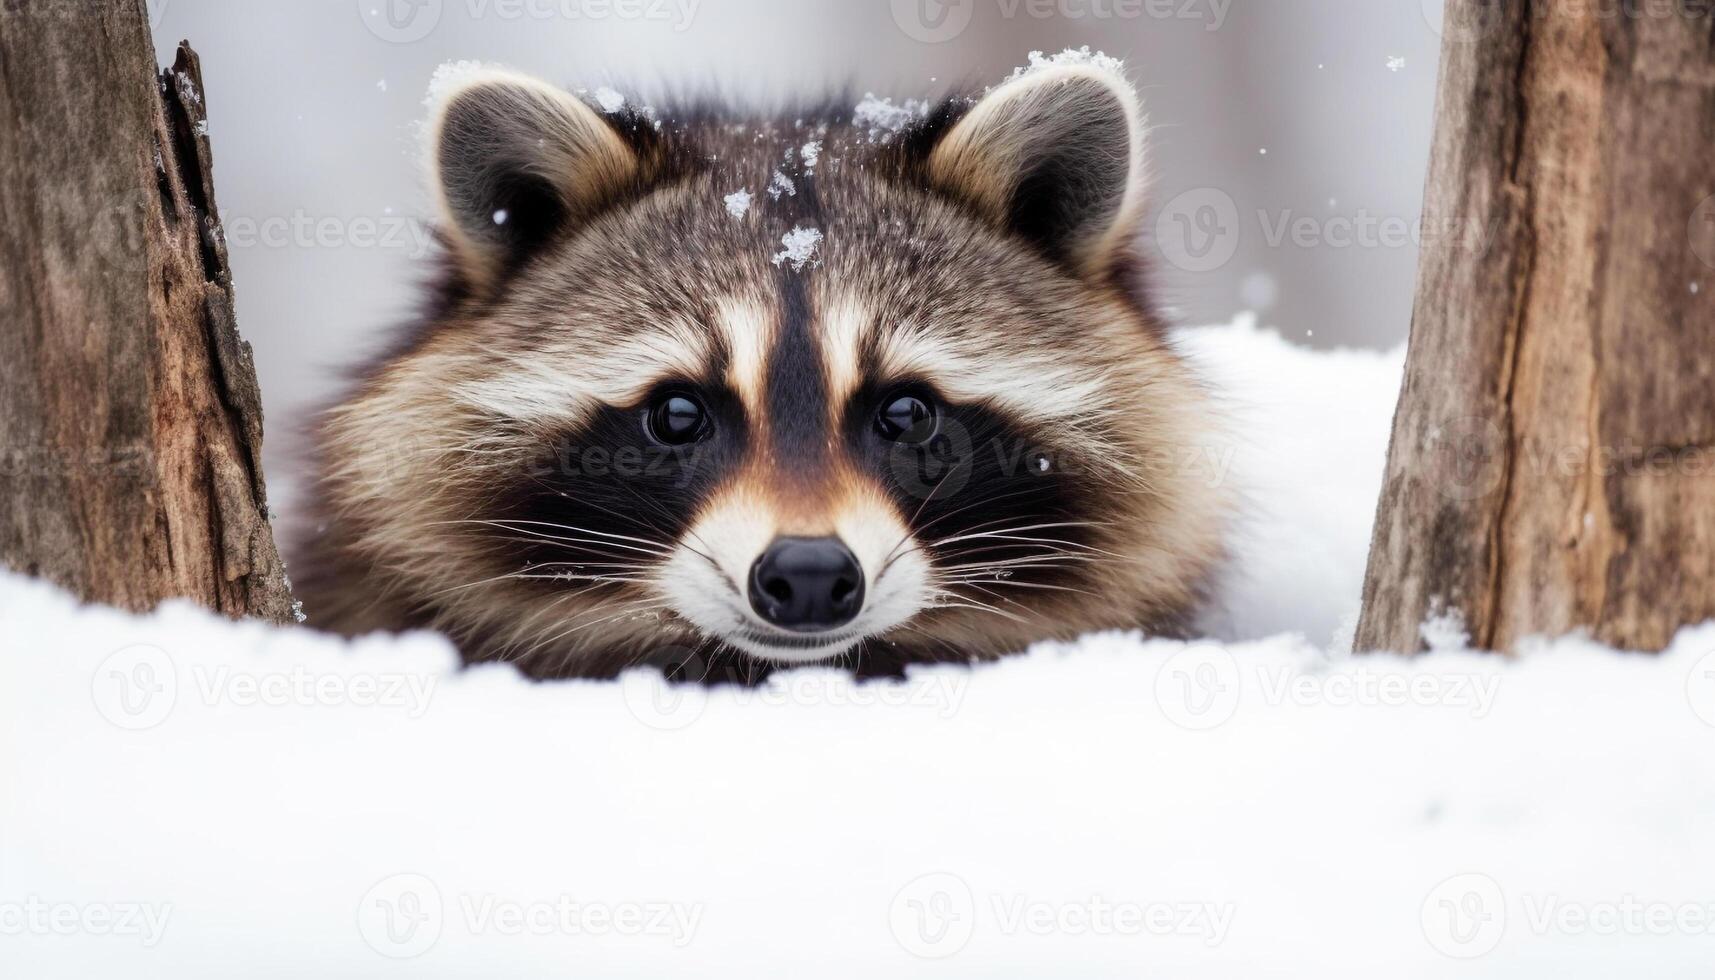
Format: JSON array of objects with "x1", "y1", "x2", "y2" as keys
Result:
[
  {"x1": 876, "y1": 391, "x2": 937, "y2": 444},
  {"x1": 646, "y1": 393, "x2": 711, "y2": 446}
]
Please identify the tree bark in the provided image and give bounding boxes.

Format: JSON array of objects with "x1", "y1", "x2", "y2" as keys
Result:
[
  {"x1": 1357, "y1": 0, "x2": 1715, "y2": 653},
  {"x1": 0, "y1": 3, "x2": 295, "y2": 622}
]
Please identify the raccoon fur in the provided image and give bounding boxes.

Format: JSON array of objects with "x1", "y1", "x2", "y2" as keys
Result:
[{"x1": 291, "y1": 59, "x2": 1231, "y2": 680}]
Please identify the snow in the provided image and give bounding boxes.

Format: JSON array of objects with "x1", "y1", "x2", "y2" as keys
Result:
[
  {"x1": 766, "y1": 170, "x2": 796, "y2": 200},
  {"x1": 800, "y1": 140, "x2": 822, "y2": 169},
  {"x1": 592, "y1": 86, "x2": 626, "y2": 114},
  {"x1": 852, "y1": 94, "x2": 930, "y2": 142},
  {"x1": 1007, "y1": 46, "x2": 1127, "y2": 82},
  {"x1": 771, "y1": 226, "x2": 823, "y2": 271},
  {"x1": 5, "y1": 318, "x2": 1715, "y2": 977},
  {"x1": 1388, "y1": 55, "x2": 1408, "y2": 72},
  {"x1": 722, "y1": 189, "x2": 752, "y2": 219},
  {"x1": 423, "y1": 60, "x2": 490, "y2": 109}
]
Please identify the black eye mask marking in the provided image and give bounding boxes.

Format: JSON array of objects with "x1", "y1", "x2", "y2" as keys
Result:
[
  {"x1": 844, "y1": 384, "x2": 1088, "y2": 590},
  {"x1": 489, "y1": 384, "x2": 746, "y2": 581}
]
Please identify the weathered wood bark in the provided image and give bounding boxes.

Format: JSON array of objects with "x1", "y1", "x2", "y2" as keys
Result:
[
  {"x1": 1357, "y1": 1, "x2": 1715, "y2": 653},
  {"x1": 0, "y1": 4, "x2": 295, "y2": 622}
]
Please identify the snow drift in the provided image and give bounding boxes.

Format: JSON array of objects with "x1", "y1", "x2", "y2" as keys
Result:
[{"x1": 5, "y1": 319, "x2": 1715, "y2": 979}]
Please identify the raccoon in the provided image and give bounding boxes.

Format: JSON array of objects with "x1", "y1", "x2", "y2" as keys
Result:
[{"x1": 292, "y1": 57, "x2": 1230, "y2": 680}]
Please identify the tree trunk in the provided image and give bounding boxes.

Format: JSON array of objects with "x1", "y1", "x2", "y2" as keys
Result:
[
  {"x1": 1357, "y1": 0, "x2": 1715, "y2": 654},
  {"x1": 0, "y1": 3, "x2": 295, "y2": 623}
]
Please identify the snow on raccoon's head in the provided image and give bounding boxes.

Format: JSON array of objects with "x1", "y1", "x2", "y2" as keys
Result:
[{"x1": 307, "y1": 58, "x2": 1229, "y2": 678}]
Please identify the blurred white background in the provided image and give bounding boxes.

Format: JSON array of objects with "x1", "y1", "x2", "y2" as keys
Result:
[{"x1": 147, "y1": 0, "x2": 1446, "y2": 484}]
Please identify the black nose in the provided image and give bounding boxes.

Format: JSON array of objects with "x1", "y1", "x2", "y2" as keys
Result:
[{"x1": 748, "y1": 537, "x2": 865, "y2": 632}]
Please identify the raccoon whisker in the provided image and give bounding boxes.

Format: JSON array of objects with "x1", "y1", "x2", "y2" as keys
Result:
[
  {"x1": 502, "y1": 579, "x2": 639, "y2": 657},
  {"x1": 927, "y1": 521, "x2": 1108, "y2": 549},
  {"x1": 938, "y1": 550, "x2": 1097, "y2": 568},
  {"x1": 901, "y1": 486, "x2": 1078, "y2": 544},
  {"x1": 526, "y1": 561, "x2": 656, "y2": 573},
  {"x1": 878, "y1": 454, "x2": 977, "y2": 571},
  {"x1": 477, "y1": 534, "x2": 669, "y2": 567},
  {"x1": 436, "y1": 519, "x2": 674, "y2": 557},
  {"x1": 574, "y1": 488, "x2": 723, "y2": 570},
  {"x1": 508, "y1": 574, "x2": 652, "y2": 585},
  {"x1": 934, "y1": 542, "x2": 1098, "y2": 563},
  {"x1": 947, "y1": 579, "x2": 1097, "y2": 597},
  {"x1": 921, "y1": 590, "x2": 1032, "y2": 626},
  {"x1": 885, "y1": 624, "x2": 972, "y2": 666},
  {"x1": 941, "y1": 567, "x2": 1086, "y2": 583},
  {"x1": 934, "y1": 534, "x2": 1128, "y2": 563},
  {"x1": 520, "y1": 600, "x2": 675, "y2": 664},
  {"x1": 428, "y1": 571, "x2": 646, "y2": 600}
]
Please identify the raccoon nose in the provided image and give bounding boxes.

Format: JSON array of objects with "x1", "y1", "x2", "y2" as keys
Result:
[{"x1": 748, "y1": 537, "x2": 865, "y2": 632}]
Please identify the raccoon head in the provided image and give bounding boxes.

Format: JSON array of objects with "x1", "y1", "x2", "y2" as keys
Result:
[{"x1": 304, "y1": 61, "x2": 1229, "y2": 677}]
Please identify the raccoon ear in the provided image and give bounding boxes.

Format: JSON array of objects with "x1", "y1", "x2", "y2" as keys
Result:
[
  {"x1": 927, "y1": 64, "x2": 1146, "y2": 281},
  {"x1": 430, "y1": 70, "x2": 639, "y2": 289}
]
